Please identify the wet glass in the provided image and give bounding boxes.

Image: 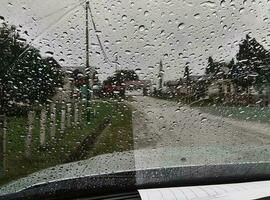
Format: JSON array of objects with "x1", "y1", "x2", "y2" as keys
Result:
[{"x1": 1, "y1": 0, "x2": 270, "y2": 197}]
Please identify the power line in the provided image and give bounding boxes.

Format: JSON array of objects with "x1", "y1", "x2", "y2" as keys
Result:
[
  {"x1": 7, "y1": 0, "x2": 114, "y2": 76},
  {"x1": 7, "y1": 0, "x2": 87, "y2": 71},
  {"x1": 23, "y1": 2, "x2": 81, "y2": 27},
  {"x1": 20, "y1": 0, "x2": 87, "y2": 28},
  {"x1": 87, "y1": 2, "x2": 114, "y2": 67}
]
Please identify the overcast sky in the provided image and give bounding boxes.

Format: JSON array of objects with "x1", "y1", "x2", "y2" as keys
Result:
[{"x1": 1, "y1": 0, "x2": 270, "y2": 82}]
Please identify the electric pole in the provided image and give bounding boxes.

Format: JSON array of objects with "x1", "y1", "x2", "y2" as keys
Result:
[
  {"x1": 85, "y1": 1, "x2": 91, "y2": 121},
  {"x1": 86, "y1": 1, "x2": 90, "y2": 76},
  {"x1": 158, "y1": 59, "x2": 164, "y2": 91},
  {"x1": 184, "y1": 62, "x2": 190, "y2": 85},
  {"x1": 115, "y1": 55, "x2": 119, "y2": 72}
]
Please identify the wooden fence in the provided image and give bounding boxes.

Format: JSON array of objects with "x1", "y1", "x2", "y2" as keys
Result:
[
  {"x1": 25, "y1": 99, "x2": 89, "y2": 158},
  {"x1": 0, "y1": 99, "x2": 93, "y2": 175}
]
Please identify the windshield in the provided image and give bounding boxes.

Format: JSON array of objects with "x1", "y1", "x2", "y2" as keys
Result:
[{"x1": 1, "y1": 0, "x2": 270, "y2": 196}]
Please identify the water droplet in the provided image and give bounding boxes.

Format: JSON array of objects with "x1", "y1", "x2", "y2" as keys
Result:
[
  {"x1": 144, "y1": 11, "x2": 149, "y2": 16},
  {"x1": 194, "y1": 13, "x2": 201, "y2": 19},
  {"x1": 45, "y1": 51, "x2": 54, "y2": 56},
  {"x1": 239, "y1": 7, "x2": 244, "y2": 14},
  {"x1": 200, "y1": 1, "x2": 216, "y2": 8},
  {"x1": 139, "y1": 25, "x2": 145, "y2": 31},
  {"x1": 178, "y1": 23, "x2": 185, "y2": 30}
]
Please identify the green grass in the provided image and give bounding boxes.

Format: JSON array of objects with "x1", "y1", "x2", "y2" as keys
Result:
[
  {"x1": 87, "y1": 102, "x2": 133, "y2": 158},
  {"x1": 0, "y1": 100, "x2": 133, "y2": 186},
  {"x1": 152, "y1": 95, "x2": 270, "y2": 123},
  {"x1": 199, "y1": 105, "x2": 270, "y2": 123}
]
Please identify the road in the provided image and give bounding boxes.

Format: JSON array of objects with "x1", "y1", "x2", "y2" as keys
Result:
[{"x1": 130, "y1": 96, "x2": 270, "y2": 164}]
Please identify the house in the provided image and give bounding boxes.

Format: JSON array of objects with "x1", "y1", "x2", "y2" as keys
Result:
[
  {"x1": 206, "y1": 77, "x2": 270, "y2": 106},
  {"x1": 125, "y1": 80, "x2": 152, "y2": 96},
  {"x1": 165, "y1": 75, "x2": 209, "y2": 98},
  {"x1": 164, "y1": 80, "x2": 180, "y2": 96},
  {"x1": 208, "y1": 79, "x2": 235, "y2": 96}
]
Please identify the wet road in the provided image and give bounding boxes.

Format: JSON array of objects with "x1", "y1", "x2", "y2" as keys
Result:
[{"x1": 130, "y1": 96, "x2": 270, "y2": 164}]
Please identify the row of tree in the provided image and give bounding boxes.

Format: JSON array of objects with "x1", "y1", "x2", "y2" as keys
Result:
[
  {"x1": 206, "y1": 34, "x2": 270, "y2": 90},
  {"x1": 0, "y1": 21, "x2": 64, "y2": 114}
]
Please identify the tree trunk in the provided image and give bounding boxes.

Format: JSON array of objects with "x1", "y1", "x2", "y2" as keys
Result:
[{"x1": 25, "y1": 110, "x2": 36, "y2": 160}]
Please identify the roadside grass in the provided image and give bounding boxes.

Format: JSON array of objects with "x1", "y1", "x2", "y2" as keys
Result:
[
  {"x1": 199, "y1": 105, "x2": 270, "y2": 123},
  {"x1": 152, "y1": 95, "x2": 270, "y2": 123},
  {"x1": 86, "y1": 102, "x2": 133, "y2": 158},
  {"x1": 0, "y1": 101, "x2": 133, "y2": 186}
]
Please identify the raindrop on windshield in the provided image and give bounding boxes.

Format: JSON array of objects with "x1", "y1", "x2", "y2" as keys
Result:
[
  {"x1": 139, "y1": 25, "x2": 145, "y2": 31},
  {"x1": 178, "y1": 23, "x2": 185, "y2": 30}
]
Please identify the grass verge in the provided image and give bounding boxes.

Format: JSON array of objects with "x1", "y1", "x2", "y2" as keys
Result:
[
  {"x1": 86, "y1": 102, "x2": 133, "y2": 158},
  {"x1": 0, "y1": 100, "x2": 133, "y2": 186},
  {"x1": 152, "y1": 95, "x2": 270, "y2": 123},
  {"x1": 199, "y1": 105, "x2": 270, "y2": 123}
]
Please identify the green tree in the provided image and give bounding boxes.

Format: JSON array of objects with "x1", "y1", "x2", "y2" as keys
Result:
[
  {"x1": 236, "y1": 34, "x2": 270, "y2": 67},
  {"x1": 236, "y1": 34, "x2": 270, "y2": 88},
  {"x1": 0, "y1": 22, "x2": 63, "y2": 114},
  {"x1": 230, "y1": 63, "x2": 253, "y2": 89},
  {"x1": 205, "y1": 56, "x2": 220, "y2": 75},
  {"x1": 183, "y1": 63, "x2": 190, "y2": 84},
  {"x1": 103, "y1": 70, "x2": 139, "y2": 86}
]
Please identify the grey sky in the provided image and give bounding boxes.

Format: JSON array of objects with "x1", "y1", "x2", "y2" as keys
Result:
[{"x1": 1, "y1": 0, "x2": 270, "y2": 82}]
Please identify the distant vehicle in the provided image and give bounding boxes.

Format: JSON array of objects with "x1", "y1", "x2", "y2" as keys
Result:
[
  {"x1": 125, "y1": 80, "x2": 151, "y2": 96},
  {"x1": 102, "y1": 84, "x2": 125, "y2": 97}
]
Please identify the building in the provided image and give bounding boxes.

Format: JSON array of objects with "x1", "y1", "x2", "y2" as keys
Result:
[
  {"x1": 164, "y1": 75, "x2": 209, "y2": 98},
  {"x1": 208, "y1": 79, "x2": 235, "y2": 97},
  {"x1": 125, "y1": 80, "x2": 152, "y2": 96}
]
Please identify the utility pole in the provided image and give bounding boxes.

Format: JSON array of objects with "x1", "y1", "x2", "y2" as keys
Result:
[
  {"x1": 86, "y1": 1, "x2": 90, "y2": 75},
  {"x1": 115, "y1": 55, "x2": 119, "y2": 72},
  {"x1": 184, "y1": 62, "x2": 190, "y2": 85},
  {"x1": 85, "y1": 1, "x2": 91, "y2": 122},
  {"x1": 158, "y1": 59, "x2": 164, "y2": 91}
]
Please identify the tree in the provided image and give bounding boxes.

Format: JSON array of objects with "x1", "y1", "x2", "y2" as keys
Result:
[
  {"x1": 236, "y1": 34, "x2": 270, "y2": 88},
  {"x1": 227, "y1": 58, "x2": 235, "y2": 69},
  {"x1": 236, "y1": 34, "x2": 270, "y2": 67},
  {"x1": 103, "y1": 70, "x2": 139, "y2": 86},
  {"x1": 0, "y1": 22, "x2": 63, "y2": 114},
  {"x1": 227, "y1": 59, "x2": 236, "y2": 78},
  {"x1": 72, "y1": 69, "x2": 85, "y2": 87},
  {"x1": 230, "y1": 63, "x2": 254, "y2": 89},
  {"x1": 183, "y1": 63, "x2": 190, "y2": 84},
  {"x1": 205, "y1": 56, "x2": 220, "y2": 75}
]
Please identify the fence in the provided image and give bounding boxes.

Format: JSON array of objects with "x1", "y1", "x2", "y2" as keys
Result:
[
  {"x1": 25, "y1": 99, "x2": 91, "y2": 157},
  {"x1": 0, "y1": 98, "x2": 94, "y2": 175}
]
